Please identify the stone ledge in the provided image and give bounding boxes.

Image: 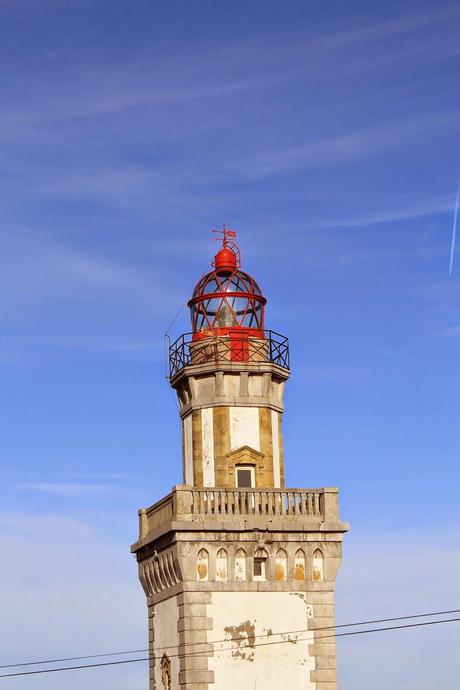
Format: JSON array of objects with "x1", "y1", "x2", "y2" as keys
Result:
[
  {"x1": 132, "y1": 518, "x2": 348, "y2": 553},
  {"x1": 310, "y1": 669, "x2": 337, "y2": 682},
  {"x1": 178, "y1": 669, "x2": 214, "y2": 684},
  {"x1": 177, "y1": 617, "x2": 213, "y2": 632}
]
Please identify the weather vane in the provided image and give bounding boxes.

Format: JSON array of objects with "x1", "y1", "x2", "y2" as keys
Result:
[{"x1": 212, "y1": 223, "x2": 237, "y2": 246}]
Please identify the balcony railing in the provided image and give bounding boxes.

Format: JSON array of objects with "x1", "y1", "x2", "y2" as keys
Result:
[
  {"x1": 138, "y1": 486, "x2": 340, "y2": 540},
  {"x1": 168, "y1": 330, "x2": 289, "y2": 379}
]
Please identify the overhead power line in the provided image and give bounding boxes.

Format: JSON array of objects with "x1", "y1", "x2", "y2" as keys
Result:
[
  {"x1": 1, "y1": 614, "x2": 459, "y2": 680},
  {"x1": 1, "y1": 608, "x2": 459, "y2": 671}
]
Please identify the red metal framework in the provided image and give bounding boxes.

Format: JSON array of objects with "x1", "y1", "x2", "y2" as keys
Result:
[{"x1": 188, "y1": 229, "x2": 266, "y2": 339}]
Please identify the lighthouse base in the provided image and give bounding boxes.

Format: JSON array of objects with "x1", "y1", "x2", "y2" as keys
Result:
[{"x1": 132, "y1": 487, "x2": 348, "y2": 690}]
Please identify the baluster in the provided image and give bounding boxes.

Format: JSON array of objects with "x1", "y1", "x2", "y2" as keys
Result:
[
  {"x1": 314, "y1": 492, "x2": 320, "y2": 515},
  {"x1": 285, "y1": 492, "x2": 291, "y2": 514},
  {"x1": 260, "y1": 492, "x2": 267, "y2": 515},
  {"x1": 294, "y1": 492, "x2": 300, "y2": 515},
  {"x1": 308, "y1": 492, "x2": 314, "y2": 515},
  {"x1": 220, "y1": 491, "x2": 226, "y2": 515},
  {"x1": 267, "y1": 491, "x2": 273, "y2": 515},
  {"x1": 299, "y1": 491, "x2": 306, "y2": 515},
  {"x1": 276, "y1": 491, "x2": 282, "y2": 515}
]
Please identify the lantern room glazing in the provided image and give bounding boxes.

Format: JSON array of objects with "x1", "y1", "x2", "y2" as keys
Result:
[{"x1": 188, "y1": 238, "x2": 266, "y2": 339}]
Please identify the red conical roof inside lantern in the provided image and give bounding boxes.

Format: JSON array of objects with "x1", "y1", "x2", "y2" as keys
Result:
[{"x1": 188, "y1": 230, "x2": 266, "y2": 339}]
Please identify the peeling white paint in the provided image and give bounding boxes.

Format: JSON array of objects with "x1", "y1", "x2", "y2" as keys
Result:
[
  {"x1": 271, "y1": 409, "x2": 281, "y2": 488},
  {"x1": 234, "y1": 549, "x2": 246, "y2": 581},
  {"x1": 230, "y1": 407, "x2": 260, "y2": 452},
  {"x1": 154, "y1": 597, "x2": 179, "y2": 690},
  {"x1": 183, "y1": 414, "x2": 193, "y2": 485},
  {"x1": 208, "y1": 592, "x2": 316, "y2": 690},
  {"x1": 216, "y1": 549, "x2": 228, "y2": 581},
  {"x1": 312, "y1": 549, "x2": 324, "y2": 581},
  {"x1": 201, "y1": 408, "x2": 215, "y2": 487}
]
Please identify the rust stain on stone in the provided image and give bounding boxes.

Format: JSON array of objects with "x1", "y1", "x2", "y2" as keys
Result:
[
  {"x1": 275, "y1": 563, "x2": 285, "y2": 581},
  {"x1": 197, "y1": 563, "x2": 207, "y2": 580},
  {"x1": 294, "y1": 563, "x2": 305, "y2": 581},
  {"x1": 312, "y1": 567, "x2": 322, "y2": 581}
]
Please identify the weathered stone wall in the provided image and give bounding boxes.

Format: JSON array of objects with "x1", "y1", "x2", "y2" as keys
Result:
[
  {"x1": 151, "y1": 595, "x2": 180, "y2": 690},
  {"x1": 208, "y1": 591, "x2": 316, "y2": 690},
  {"x1": 135, "y1": 522, "x2": 346, "y2": 690},
  {"x1": 174, "y1": 363, "x2": 288, "y2": 490},
  {"x1": 182, "y1": 405, "x2": 284, "y2": 488}
]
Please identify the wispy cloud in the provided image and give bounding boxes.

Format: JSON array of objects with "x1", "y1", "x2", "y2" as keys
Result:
[
  {"x1": 231, "y1": 112, "x2": 456, "y2": 179},
  {"x1": 0, "y1": 231, "x2": 182, "y2": 314},
  {"x1": 329, "y1": 193, "x2": 454, "y2": 228},
  {"x1": 437, "y1": 324, "x2": 460, "y2": 339},
  {"x1": 21, "y1": 482, "x2": 115, "y2": 497}
]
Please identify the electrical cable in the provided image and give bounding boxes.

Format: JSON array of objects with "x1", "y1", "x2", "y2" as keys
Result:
[
  {"x1": 2, "y1": 607, "x2": 458, "y2": 669},
  {"x1": 1, "y1": 611, "x2": 459, "y2": 678}
]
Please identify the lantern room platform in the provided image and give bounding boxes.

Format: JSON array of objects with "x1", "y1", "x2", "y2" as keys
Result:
[{"x1": 168, "y1": 329, "x2": 290, "y2": 379}]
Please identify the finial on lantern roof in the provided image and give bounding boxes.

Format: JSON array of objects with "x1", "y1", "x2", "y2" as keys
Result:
[{"x1": 212, "y1": 223, "x2": 240, "y2": 270}]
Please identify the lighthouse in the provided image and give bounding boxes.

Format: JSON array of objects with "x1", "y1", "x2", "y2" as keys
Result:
[{"x1": 131, "y1": 229, "x2": 348, "y2": 690}]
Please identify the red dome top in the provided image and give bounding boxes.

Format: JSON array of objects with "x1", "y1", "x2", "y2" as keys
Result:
[
  {"x1": 188, "y1": 231, "x2": 266, "y2": 338},
  {"x1": 214, "y1": 245, "x2": 237, "y2": 271}
]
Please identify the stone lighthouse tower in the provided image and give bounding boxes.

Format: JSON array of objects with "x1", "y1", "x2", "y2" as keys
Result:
[{"x1": 131, "y1": 229, "x2": 348, "y2": 690}]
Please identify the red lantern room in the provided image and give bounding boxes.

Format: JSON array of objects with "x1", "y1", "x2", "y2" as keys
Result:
[
  {"x1": 168, "y1": 227, "x2": 289, "y2": 378},
  {"x1": 188, "y1": 228, "x2": 266, "y2": 340}
]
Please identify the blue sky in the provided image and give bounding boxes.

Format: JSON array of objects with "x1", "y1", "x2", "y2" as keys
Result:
[{"x1": 1, "y1": 1, "x2": 459, "y2": 688}]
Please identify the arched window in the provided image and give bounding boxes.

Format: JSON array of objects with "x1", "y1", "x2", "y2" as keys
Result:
[
  {"x1": 197, "y1": 549, "x2": 209, "y2": 581},
  {"x1": 294, "y1": 549, "x2": 306, "y2": 581},
  {"x1": 216, "y1": 548, "x2": 228, "y2": 581},
  {"x1": 275, "y1": 549, "x2": 287, "y2": 581},
  {"x1": 312, "y1": 548, "x2": 324, "y2": 582},
  {"x1": 235, "y1": 548, "x2": 246, "y2": 582},
  {"x1": 161, "y1": 653, "x2": 171, "y2": 690},
  {"x1": 253, "y1": 547, "x2": 268, "y2": 581}
]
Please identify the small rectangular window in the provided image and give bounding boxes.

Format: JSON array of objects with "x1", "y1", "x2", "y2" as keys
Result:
[
  {"x1": 253, "y1": 558, "x2": 266, "y2": 580},
  {"x1": 236, "y1": 466, "x2": 255, "y2": 488}
]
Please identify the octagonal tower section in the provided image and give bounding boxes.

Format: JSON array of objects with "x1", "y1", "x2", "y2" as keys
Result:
[{"x1": 169, "y1": 231, "x2": 290, "y2": 490}]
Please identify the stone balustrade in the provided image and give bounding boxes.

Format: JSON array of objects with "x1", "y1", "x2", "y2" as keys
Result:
[{"x1": 138, "y1": 485, "x2": 340, "y2": 541}]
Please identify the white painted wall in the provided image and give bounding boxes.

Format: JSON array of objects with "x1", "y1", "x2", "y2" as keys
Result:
[
  {"x1": 208, "y1": 591, "x2": 316, "y2": 690},
  {"x1": 153, "y1": 596, "x2": 180, "y2": 690},
  {"x1": 201, "y1": 408, "x2": 215, "y2": 486},
  {"x1": 183, "y1": 414, "x2": 193, "y2": 485},
  {"x1": 271, "y1": 409, "x2": 281, "y2": 488},
  {"x1": 229, "y1": 407, "x2": 260, "y2": 452}
]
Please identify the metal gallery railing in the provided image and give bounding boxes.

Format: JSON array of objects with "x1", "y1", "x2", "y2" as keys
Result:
[{"x1": 168, "y1": 330, "x2": 290, "y2": 378}]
